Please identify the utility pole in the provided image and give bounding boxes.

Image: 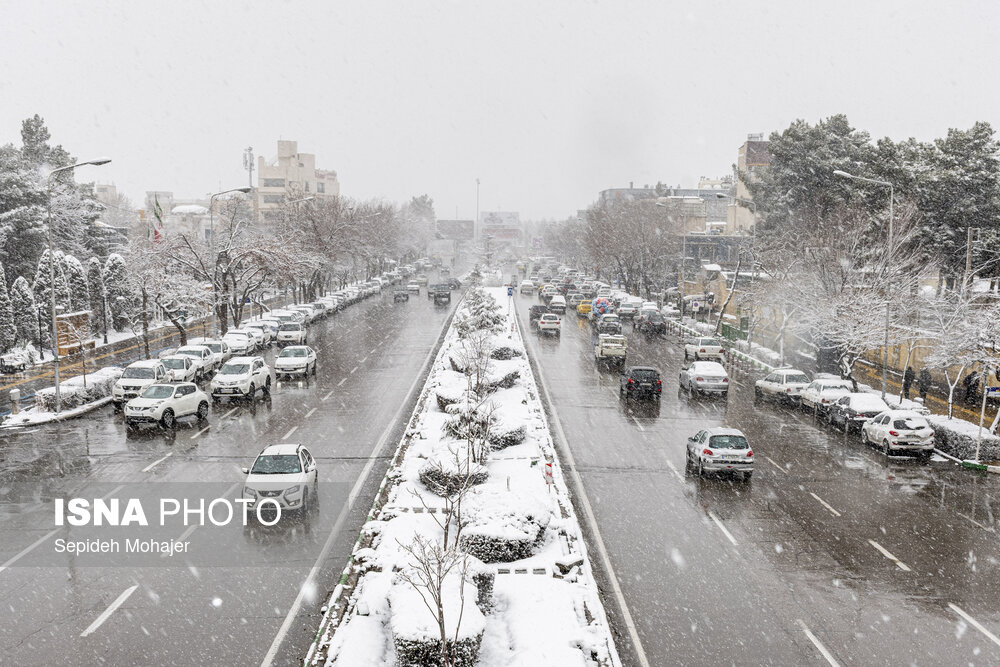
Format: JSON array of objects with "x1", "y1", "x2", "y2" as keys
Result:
[
  {"x1": 963, "y1": 226, "x2": 980, "y2": 298},
  {"x1": 244, "y1": 147, "x2": 257, "y2": 225}
]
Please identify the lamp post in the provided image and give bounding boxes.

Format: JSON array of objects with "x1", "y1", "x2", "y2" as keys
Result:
[
  {"x1": 46, "y1": 158, "x2": 111, "y2": 414},
  {"x1": 209, "y1": 187, "x2": 252, "y2": 336},
  {"x1": 834, "y1": 169, "x2": 894, "y2": 400}
]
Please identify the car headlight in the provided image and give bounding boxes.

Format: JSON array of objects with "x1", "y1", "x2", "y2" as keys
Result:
[
  {"x1": 243, "y1": 487, "x2": 256, "y2": 498},
  {"x1": 284, "y1": 485, "x2": 301, "y2": 497}
]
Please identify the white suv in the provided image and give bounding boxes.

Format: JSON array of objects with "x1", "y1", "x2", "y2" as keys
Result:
[
  {"x1": 276, "y1": 322, "x2": 308, "y2": 346},
  {"x1": 537, "y1": 313, "x2": 562, "y2": 336},
  {"x1": 211, "y1": 356, "x2": 272, "y2": 401},
  {"x1": 175, "y1": 345, "x2": 218, "y2": 379},
  {"x1": 113, "y1": 360, "x2": 167, "y2": 409},
  {"x1": 125, "y1": 382, "x2": 209, "y2": 430},
  {"x1": 242, "y1": 444, "x2": 319, "y2": 518}
]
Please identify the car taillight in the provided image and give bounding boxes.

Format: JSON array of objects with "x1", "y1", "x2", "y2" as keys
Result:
[
  {"x1": 703, "y1": 449, "x2": 714, "y2": 456},
  {"x1": 656, "y1": 380, "x2": 662, "y2": 385},
  {"x1": 696, "y1": 377, "x2": 704, "y2": 382},
  {"x1": 723, "y1": 378, "x2": 729, "y2": 383},
  {"x1": 785, "y1": 388, "x2": 792, "y2": 393},
  {"x1": 889, "y1": 430, "x2": 899, "y2": 436},
  {"x1": 929, "y1": 431, "x2": 934, "y2": 437},
  {"x1": 700, "y1": 348, "x2": 706, "y2": 353},
  {"x1": 746, "y1": 450, "x2": 753, "y2": 457},
  {"x1": 821, "y1": 398, "x2": 828, "y2": 403},
  {"x1": 628, "y1": 378, "x2": 634, "y2": 384}
]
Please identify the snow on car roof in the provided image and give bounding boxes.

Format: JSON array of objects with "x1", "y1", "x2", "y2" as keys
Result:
[
  {"x1": 260, "y1": 443, "x2": 301, "y2": 456},
  {"x1": 847, "y1": 393, "x2": 889, "y2": 409},
  {"x1": 691, "y1": 361, "x2": 726, "y2": 372},
  {"x1": 128, "y1": 359, "x2": 163, "y2": 367}
]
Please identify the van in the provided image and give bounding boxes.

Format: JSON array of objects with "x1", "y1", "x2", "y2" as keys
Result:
[{"x1": 548, "y1": 295, "x2": 567, "y2": 314}]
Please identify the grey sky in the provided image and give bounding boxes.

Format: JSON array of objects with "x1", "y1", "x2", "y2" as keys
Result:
[{"x1": 1, "y1": 0, "x2": 996, "y2": 220}]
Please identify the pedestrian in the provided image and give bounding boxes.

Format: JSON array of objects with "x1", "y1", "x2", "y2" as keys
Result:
[
  {"x1": 918, "y1": 367, "x2": 931, "y2": 403},
  {"x1": 964, "y1": 371, "x2": 979, "y2": 403},
  {"x1": 902, "y1": 366, "x2": 915, "y2": 400}
]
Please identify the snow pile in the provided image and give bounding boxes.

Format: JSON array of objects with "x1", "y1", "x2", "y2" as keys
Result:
[{"x1": 307, "y1": 286, "x2": 620, "y2": 667}]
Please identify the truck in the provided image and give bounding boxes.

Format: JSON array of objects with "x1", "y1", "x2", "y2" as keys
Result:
[{"x1": 594, "y1": 334, "x2": 627, "y2": 369}]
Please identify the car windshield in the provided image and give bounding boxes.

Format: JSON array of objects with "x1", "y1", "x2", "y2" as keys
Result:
[
  {"x1": 177, "y1": 350, "x2": 201, "y2": 358},
  {"x1": 821, "y1": 383, "x2": 851, "y2": 392},
  {"x1": 206, "y1": 343, "x2": 222, "y2": 352},
  {"x1": 894, "y1": 417, "x2": 929, "y2": 430},
  {"x1": 280, "y1": 348, "x2": 307, "y2": 357},
  {"x1": 122, "y1": 367, "x2": 154, "y2": 379},
  {"x1": 220, "y1": 363, "x2": 249, "y2": 375},
  {"x1": 162, "y1": 359, "x2": 185, "y2": 369},
  {"x1": 710, "y1": 435, "x2": 749, "y2": 450},
  {"x1": 279, "y1": 324, "x2": 301, "y2": 331},
  {"x1": 250, "y1": 454, "x2": 302, "y2": 474},
  {"x1": 785, "y1": 373, "x2": 809, "y2": 383},
  {"x1": 141, "y1": 385, "x2": 174, "y2": 399},
  {"x1": 646, "y1": 313, "x2": 664, "y2": 323}
]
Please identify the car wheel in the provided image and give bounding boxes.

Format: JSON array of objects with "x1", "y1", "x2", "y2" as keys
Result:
[
  {"x1": 246, "y1": 383, "x2": 256, "y2": 400},
  {"x1": 263, "y1": 377, "x2": 271, "y2": 395},
  {"x1": 743, "y1": 471, "x2": 753, "y2": 481},
  {"x1": 754, "y1": 387, "x2": 762, "y2": 402},
  {"x1": 311, "y1": 363, "x2": 317, "y2": 376},
  {"x1": 882, "y1": 439, "x2": 891, "y2": 456},
  {"x1": 197, "y1": 402, "x2": 209, "y2": 421},
  {"x1": 683, "y1": 350, "x2": 689, "y2": 360},
  {"x1": 696, "y1": 457, "x2": 704, "y2": 476},
  {"x1": 160, "y1": 409, "x2": 176, "y2": 430}
]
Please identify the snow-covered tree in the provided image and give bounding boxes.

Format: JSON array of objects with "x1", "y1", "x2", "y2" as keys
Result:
[
  {"x1": 0, "y1": 144, "x2": 46, "y2": 281},
  {"x1": 0, "y1": 263, "x2": 15, "y2": 352},
  {"x1": 103, "y1": 253, "x2": 133, "y2": 330},
  {"x1": 86, "y1": 257, "x2": 107, "y2": 335},
  {"x1": 63, "y1": 254, "x2": 89, "y2": 312},
  {"x1": 32, "y1": 249, "x2": 70, "y2": 333},
  {"x1": 10, "y1": 276, "x2": 40, "y2": 347}
]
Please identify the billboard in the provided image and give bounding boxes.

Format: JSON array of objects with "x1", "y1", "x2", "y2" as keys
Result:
[
  {"x1": 480, "y1": 211, "x2": 520, "y2": 228},
  {"x1": 436, "y1": 219, "x2": 474, "y2": 240}
]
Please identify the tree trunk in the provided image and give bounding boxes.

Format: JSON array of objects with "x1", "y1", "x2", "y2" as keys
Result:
[
  {"x1": 141, "y1": 287, "x2": 150, "y2": 359},
  {"x1": 157, "y1": 298, "x2": 188, "y2": 346},
  {"x1": 714, "y1": 254, "x2": 742, "y2": 337}
]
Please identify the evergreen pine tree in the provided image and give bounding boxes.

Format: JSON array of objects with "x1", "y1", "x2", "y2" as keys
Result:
[
  {"x1": 64, "y1": 254, "x2": 90, "y2": 312},
  {"x1": 10, "y1": 276, "x2": 40, "y2": 347},
  {"x1": 54, "y1": 250, "x2": 72, "y2": 310},
  {"x1": 103, "y1": 253, "x2": 132, "y2": 330},
  {"x1": 0, "y1": 263, "x2": 15, "y2": 353},
  {"x1": 87, "y1": 257, "x2": 107, "y2": 333}
]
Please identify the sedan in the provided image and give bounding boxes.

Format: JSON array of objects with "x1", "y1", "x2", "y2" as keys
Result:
[
  {"x1": 754, "y1": 369, "x2": 811, "y2": 404},
  {"x1": 686, "y1": 427, "x2": 754, "y2": 479},
  {"x1": 679, "y1": 361, "x2": 730, "y2": 397},
  {"x1": 799, "y1": 379, "x2": 853, "y2": 414},
  {"x1": 862, "y1": 410, "x2": 935, "y2": 457},
  {"x1": 827, "y1": 393, "x2": 890, "y2": 431},
  {"x1": 684, "y1": 337, "x2": 725, "y2": 361},
  {"x1": 274, "y1": 345, "x2": 317, "y2": 377},
  {"x1": 223, "y1": 332, "x2": 255, "y2": 356}
]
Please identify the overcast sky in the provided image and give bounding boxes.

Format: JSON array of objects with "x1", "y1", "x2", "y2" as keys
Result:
[{"x1": 1, "y1": 0, "x2": 996, "y2": 221}]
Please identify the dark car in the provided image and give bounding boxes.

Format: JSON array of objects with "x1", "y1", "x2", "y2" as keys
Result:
[
  {"x1": 638, "y1": 311, "x2": 667, "y2": 336},
  {"x1": 596, "y1": 319, "x2": 622, "y2": 335},
  {"x1": 447, "y1": 278, "x2": 462, "y2": 290},
  {"x1": 619, "y1": 366, "x2": 662, "y2": 401},
  {"x1": 827, "y1": 393, "x2": 890, "y2": 432},
  {"x1": 393, "y1": 288, "x2": 409, "y2": 303},
  {"x1": 528, "y1": 305, "x2": 548, "y2": 328}
]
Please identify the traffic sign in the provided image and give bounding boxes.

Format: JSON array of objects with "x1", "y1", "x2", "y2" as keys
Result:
[
  {"x1": 507, "y1": 286, "x2": 513, "y2": 297},
  {"x1": 987, "y1": 386, "x2": 1000, "y2": 398}
]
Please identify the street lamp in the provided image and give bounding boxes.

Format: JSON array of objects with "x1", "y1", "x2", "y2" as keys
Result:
[
  {"x1": 47, "y1": 158, "x2": 111, "y2": 413},
  {"x1": 834, "y1": 169, "x2": 894, "y2": 400},
  {"x1": 209, "y1": 187, "x2": 253, "y2": 335}
]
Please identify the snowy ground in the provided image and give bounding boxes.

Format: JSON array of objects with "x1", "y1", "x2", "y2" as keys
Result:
[{"x1": 306, "y1": 285, "x2": 620, "y2": 666}]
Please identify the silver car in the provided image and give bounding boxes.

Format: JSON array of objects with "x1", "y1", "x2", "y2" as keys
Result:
[
  {"x1": 687, "y1": 427, "x2": 754, "y2": 479},
  {"x1": 679, "y1": 361, "x2": 730, "y2": 397}
]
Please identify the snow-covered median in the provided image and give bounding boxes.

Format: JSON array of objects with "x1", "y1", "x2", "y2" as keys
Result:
[
  {"x1": 1, "y1": 366, "x2": 123, "y2": 428},
  {"x1": 306, "y1": 286, "x2": 620, "y2": 666}
]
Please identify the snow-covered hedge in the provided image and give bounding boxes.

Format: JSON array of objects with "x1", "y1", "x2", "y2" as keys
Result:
[
  {"x1": 458, "y1": 486, "x2": 552, "y2": 563},
  {"x1": 489, "y1": 345, "x2": 521, "y2": 360},
  {"x1": 418, "y1": 455, "x2": 489, "y2": 496},
  {"x1": 927, "y1": 415, "x2": 1000, "y2": 461},
  {"x1": 34, "y1": 367, "x2": 123, "y2": 412}
]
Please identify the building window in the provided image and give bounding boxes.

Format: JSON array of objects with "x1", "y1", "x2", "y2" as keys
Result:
[
  {"x1": 304, "y1": 182, "x2": 310, "y2": 192},
  {"x1": 262, "y1": 195, "x2": 284, "y2": 204},
  {"x1": 262, "y1": 178, "x2": 285, "y2": 188},
  {"x1": 316, "y1": 182, "x2": 325, "y2": 194}
]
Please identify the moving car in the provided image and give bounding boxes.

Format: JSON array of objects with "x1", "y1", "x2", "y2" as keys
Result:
[
  {"x1": 210, "y1": 356, "x2": 272, "y2": 401},
  {"x1": 113, "y1": 360, "x2": 168, "y2": 408},
  {"x1": 637, "y1": 311, "x2": 666, "y2": 336},
  {"x1": 596, "y1": 316, "x2": 622, "y2": 335},
  {"x1": 394, "y1": 288, "x2": 410, "y2": 302},
  {"x1": 432, "y1": 284, "x2": 452, "y2": 305},
  {"x1": 619, "y1": 366, "x2": 662, "y2": 401},
  {"x1": 537, "y1": 313, "x2": 561, "y2": 336},
  {"x1": 684, "y1": 337, "x2": 725, "y2": 361},
  {"x1": 161, "y1": 355, "x2": 198, "y2": 383},
  {"x1": 175, "y1": 345, "x2": 218, "y2": 379},
  {"x1": 577, "y1": 301, "x2": 592, "y2": 316},
  {"x1": 274, "y1": 345, "x2": 317, "y2": 377},
  {"x1": 567, "y1": 292, "x2": 585, "y2": 308},
  {"x1": 799, "y1": 378, "x2": 853, "y2": 414},
  {"x1": 242, "y1": 444, "x2": 319, "y2": 518},
  {"x1": 861, "y1": 410, "x2": 935, "y2": 456},
  {"x1": 548, "y1": 295, "x2": 567, "y2": 314},
  {"x1": 755, "y1": 368, "x2": 811, "y2": 404},
  {"x1": 827, "y1": 393, "x2": 890, "y2": 432},
  {"x1": 528, "y1": 305, "x2": 548, "y2": 328},
  {"x1": 686, "y1": 428, "x2": 754, "y2": 479},
  {"x1": 679, "y1": 361, "x2": 730, "y2": 397},
  {"x1": 617, "y1": 299, "x2": 641, "y2": 319},
  {"x1": 124, "y1": 382, "x2": 209, "y2": 430},
  {"x1": 406, "y1": 281, "x2": 420, "y2": 293},
  {"x1": 520, "y1": 280, "x2": 535, "y2": 294},
  {"x1": 276, "y1": 322, "x2": 308, "y2": 346},
  {"x1": 594, "y1": 334, "x2": 627, "y2": 369}
]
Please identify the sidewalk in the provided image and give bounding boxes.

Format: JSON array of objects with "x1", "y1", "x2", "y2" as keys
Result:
[{"x1": 854, "y1": 362, "x2": 997, "y2": 426}]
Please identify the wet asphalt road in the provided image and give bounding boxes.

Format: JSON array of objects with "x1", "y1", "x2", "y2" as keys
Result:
[
  {"x1": 0, "y1": 283, "x2": 457, "y2": 666},
  {"x1": 516, "y1": 292, "x2": 1000, "y2": 666}
]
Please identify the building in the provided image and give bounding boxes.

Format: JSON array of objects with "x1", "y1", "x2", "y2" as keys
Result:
[
  {"x1": 726, "y1": 133, "x2": 771, "y2": 235},
  {"x1": 655, "y1": 196, "x2": 708, "y2": 234},
  {"x1": 599, "y1": 177, "x2": 733, "y2": 224},
  {"x1": 93, "y1": 183, "x2": 118, "y2": 209},
  {"x1": 479, "y1": 211, "x2": 523, "y2": 251},
  {"x1": 256, "y1": 140, "x2": 340, "y2": 216},
  {"x1": 436, "y1": 219, "x2": 475, "y2": 241}
]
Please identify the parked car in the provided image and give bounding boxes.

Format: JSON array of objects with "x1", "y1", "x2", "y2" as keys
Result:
[
  {"x1": 211, "y1": 356, "x2": 272, "y2": 401},
  {"x1": 799, "y1": 379, "x2": 854, "y2": 414},
  {"x1": 276, "y1": 322, "x2": 308, "y2": 346},
  {"x1": 189, "y1": 337, "x2": 233, "y2": 368},
  {"x1": 242, "y1": 444, "x2": 319, "y2": 518},
  {"x1": 124, "y1": 382, "x2": 209, "y2": 430},
  {"x1": 175, "y1": 345, "x2": 218, "y2": 379},
  {"x1": 242, "y1": 322, "x2": 274, "y2": 345},
  {"x1": 684, "y1": 337, "x2": 725, "y2": 361},
  {"x1": 755, "y1": 368, "x2": 811, "y2": 404},
  {"x1": 548, "y1": 295, "x2": 567, "y2": 314},
  {"x1": 861, "y1": 410, "x2": 935, "y2": 457},
  {"x1": 113, "y1": 360, "x2": 168, "y2": 408},
  {"x1": 637, "y1": 311, "x2": 666, "y2": 336},
  {"x1": 828, "y1": 393, "x2": 891, "y2": 431},
  {"x1": 223, "y1": 331, "x2": 256, "y2": 356},
  {"x1": 274, "y1": 345, "x2": 317, "y2": 378},
  {"x1": 679, "y1": 361, "x2": 730, "y2": 397},
  {"x1": 537, "y1": 313, "x2": 561, "y2": 336},
  {"x1": 520, "y1": 280, "x2": 535, "y2": 294},
  {"x1": 619, "y1": 366, "x2": 662, "y2": 401},
  {"x1": 161, "y1": 355, "x2": 198, "y2": 383},
  {"x1": 686, "y1": 427, "x2": 753, "y2": 479}
]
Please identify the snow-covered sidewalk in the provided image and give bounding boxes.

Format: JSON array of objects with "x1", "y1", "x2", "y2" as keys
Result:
[{"x1": 306, "y1": 286, "x2": 620, "y2": 666}]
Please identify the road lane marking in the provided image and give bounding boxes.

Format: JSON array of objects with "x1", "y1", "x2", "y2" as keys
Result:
[
  {"x1": 797, "y1": 619, "x2": 840, "y2": 666},
  {"x1": 0, "y1": 528, "x2": 61, "y2": 574},
  {"x1": 370, "y1": 348, "x2": 376, "y2": 354},
  {"x1": 664, "y1": 459, "x2": 684, "y2": 482},
  {"x1": 957, "y1": 512, "x2": 995, "y2": 532},
  {"x1": 221, "y1": 407, "x2": 238, "y2": 419},
  {"x1": 304, "y1": 407, "x2": 317, "y2": 419},
  {"x1": 281, "y1": 426, "x2": 298, "y2": 440},
  {"x1": 337, "y1": 378, "x2": 347, "y2": 386},
  {"x1": 80, "y1": 585, "x2": 138, "y2": 637},
  {"x1": 350, "y1": 366, "x2": 358, "y2": 374},
  {"x1": 764, "y1": 456, "x2": 788, "y2": 473},
  {"x1": 810, "y1": 492, "x2": 841, "y2": 517},
  {"x1": 708, "y1": 511, "x2": 739, "y2": 546},
  {"x1": 868, "y1": 539, "x2": 911, "y2": 571},
  {"x1": 261, "y1": 308, "x2": 449, "y2": 667},
  {"x1": 634, "y1": 421, "x2": 645, "y2": 432},
  {"x1": 359, "y1": 356, "x2": 368, "y2": 363},
  {"x1": 189, "y1": 427, "x2": 210, "y2": 440},
  {"x1": 948, "y1": 603, "x2": 1000, "y2": 648},
  {"x1": 141, "y1": 453, "x2": 173, "y2": 472}
]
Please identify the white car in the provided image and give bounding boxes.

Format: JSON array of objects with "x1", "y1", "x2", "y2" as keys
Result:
[
  {"x1": 113, "y1": 360, "x2": 168, "y2": 408},
  {"x1": 188, "y1": 337, "x2": 232, "y2": 368},
  {"x1": 124, "y1": 382, "x2": 209, "y2": 430},
  {"x1": 274, "y1": 345, "x2": 317, "y2": 377},
  {"x1": 161, "y1": 355, "x2": 198, "y2": 383},
  {"x1": 548, "y1": 295, "x2": 567, "y2": 314},
  {"x1": 276, "y1": 322, "x2": 308, "y2": 346},
  {"x1": 862, "y1": 410, "x2": 936, "y2": 456},
  {"x1": 271, "y1": 309, "x2": 307, "y2": 325},
  {"x1": 223, "y1": 331, "x2": 256, "y2": 355},
  {"x1": 176, "y1": 344, "x2": 218, "y2": 379},
  {"x1": 679, "y1": 361, "x2": 730, "y2": 397},
  {"x1": 537, "y1": 313, "x2": 561, "y2": 336},
  {"x1": 406, "y1": 282, "x2": 420, "y2": 293},
  {"x1": 755, "y1": 368, "x2": 811, "y2": 404},
  {"x1": 519, "y1": 280, "x2": 535, "y2": 294},
  {"x1": 290, "y1": 305, "x2": 319, "y2": 323},
  {"x1": 617, "y1": 300, "x2": 640, "y2": 318},
  {"x1": 799, "y1": 379, "x2": 853, "y2": 413},
  {"x1": 210, "y1": 356, "x2": 271, "y2": 401},
  {"x1": 242, "y1": 444, "x2": 319, "y2": 517},
  {"x1": 684, "y1": 337, "x2": 725, "y2": 361},
  {"x1": 242, "y1": 322, "x2": 274, "y2": 345},
  {"x1": 686, "y1": 427, "x2": 754, "y2": 480},
  {"x1": 233, "y1": 327, "x2": 265, "y2": 349}
]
